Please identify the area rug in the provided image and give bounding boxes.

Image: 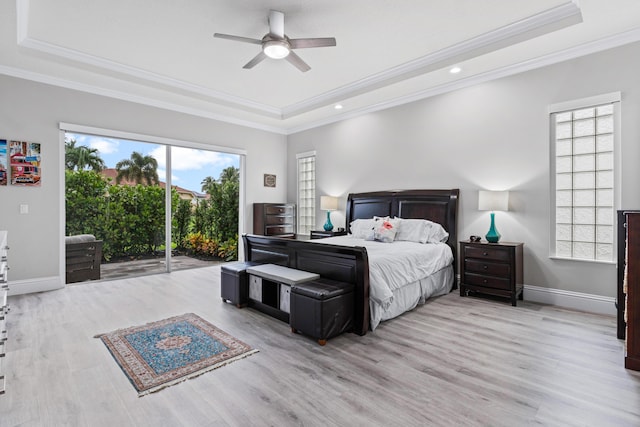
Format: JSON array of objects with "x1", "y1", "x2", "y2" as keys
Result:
[{"x1": 96, "y1": 313, "x2": 258, "y2": 396}]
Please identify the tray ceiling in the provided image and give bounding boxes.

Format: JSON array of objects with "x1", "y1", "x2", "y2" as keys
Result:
[{"x1": 2, "y1": 0, "x2": 640, "y2": 133}]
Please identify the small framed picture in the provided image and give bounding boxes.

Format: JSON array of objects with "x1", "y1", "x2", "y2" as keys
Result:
[{"x1": 264, "y1": 174, "x2": 276, "y2": 188}]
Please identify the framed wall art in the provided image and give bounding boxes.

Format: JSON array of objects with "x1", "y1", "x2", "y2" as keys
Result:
[
  {"x1": 0, "y1": 140, "x2": 7, "y2": 186},
  {"x1": 10, "y1": 140, "x2": 41, "y2": 186},
  {"x1": 264, "y1": 173, "x2": 276, "y2": 188}
]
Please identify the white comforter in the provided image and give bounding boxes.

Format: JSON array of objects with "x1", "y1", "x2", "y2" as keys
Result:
[{"x1": 311, "y1": 235, "x2": 453, "y2": 310}]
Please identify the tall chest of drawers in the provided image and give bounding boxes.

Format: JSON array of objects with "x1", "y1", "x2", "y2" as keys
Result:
[
  {"x1": 253, "y1": 203, "x2": 296, "y2": 237},
  {"x1": 0, "y1": 231, "x2": 8, "y2": 395},
  {"x1": 460, "y1": 240, "x2": 524, "y2": 306}
]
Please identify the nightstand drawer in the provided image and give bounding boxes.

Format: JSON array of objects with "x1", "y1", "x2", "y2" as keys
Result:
[
  {"x1": 465, "y1": 273, "x2": 511, "y2": 290},
  {"x1": 464, "y1": 259, "x2": 510, "y2": 277},
  {"x1": 464, "y1": 245, "x2": 510, "y2": 262}
]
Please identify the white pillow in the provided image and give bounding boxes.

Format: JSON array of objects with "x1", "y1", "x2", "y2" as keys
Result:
[
  {"x1": 394, "y1": 218, "x2": 449, "y2": 244},
  {"x1": 349, "y1": 218, "x2": 377, "y2": 239},
  {"x1": 394, "y1": 218, "x2": 430, "y2": 243},
  {"x1": 426, "y1": 221, "x2": 449, "y2": 243}
]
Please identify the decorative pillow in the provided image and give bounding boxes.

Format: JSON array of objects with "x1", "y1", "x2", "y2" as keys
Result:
[{"x1": 373, "y1": 218, "x2": 399, "y2": 243}]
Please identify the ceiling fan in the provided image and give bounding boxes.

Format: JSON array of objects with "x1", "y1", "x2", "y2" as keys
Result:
[{"x1": 213, "y1": 10, "x2": 336, "y2": 72}]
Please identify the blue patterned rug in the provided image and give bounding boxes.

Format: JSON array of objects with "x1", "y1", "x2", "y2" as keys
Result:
[{"x1": 96, "y1": 313, "x2": 258, "y2": 396}]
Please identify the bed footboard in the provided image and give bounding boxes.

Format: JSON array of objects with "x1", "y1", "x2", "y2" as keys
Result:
[{"x1": 242, "y1": 234, "x2": 370, "y2": 335}]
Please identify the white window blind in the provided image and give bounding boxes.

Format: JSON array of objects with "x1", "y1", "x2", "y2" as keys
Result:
[
  {"x1": 551, "y1": 94, "x2": 619, "y2": 262},
  {"x1": 297, "y1": 152, "x2": 316, "y2": 235}
]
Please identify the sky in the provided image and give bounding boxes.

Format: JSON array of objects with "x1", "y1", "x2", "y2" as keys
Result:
[{"x1": 67, "y1": 133, "x2": 239, "y2": 193}]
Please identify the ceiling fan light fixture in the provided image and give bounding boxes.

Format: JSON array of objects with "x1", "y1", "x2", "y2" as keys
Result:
[{"x1": 263, "y1": 40, "x2": 290, "y2": 59}]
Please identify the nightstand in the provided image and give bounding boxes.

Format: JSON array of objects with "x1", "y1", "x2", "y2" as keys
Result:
[
  {"x1": 310, "y1": 230, "x2": 347, "y2": 239},
  {"x1": 460, "y1": 241, "x2": 524, "y2": 306}
]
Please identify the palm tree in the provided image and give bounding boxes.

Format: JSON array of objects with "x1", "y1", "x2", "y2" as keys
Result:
[
  {"x1": 219, "y1": 166, "x2": 239, "y2": 184},
  {"x1": 65, "y1": 139, "x2": 105, "y2": 172},
  {"x1": 201, "y1": 167, "x2": 239, "y2": 193},
  {"x1": 115, "y1": 151, "x2": 159, "y2": 185},
  {"x1": 201, "y1": 176, "x2": 217, "y2": 193}
]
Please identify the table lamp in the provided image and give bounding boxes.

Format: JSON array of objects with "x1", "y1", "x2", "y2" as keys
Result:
[
  {"x1": 320, "y1": 196, "x2": 338, "y2": 231},
  {"x1": 478, "y1": 190, "x2": 509, "y2": 243}
]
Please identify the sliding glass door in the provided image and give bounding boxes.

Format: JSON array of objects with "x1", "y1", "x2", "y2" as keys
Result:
[{"x1": 64, "y1": 131, "x2": 240, "y2": 282}]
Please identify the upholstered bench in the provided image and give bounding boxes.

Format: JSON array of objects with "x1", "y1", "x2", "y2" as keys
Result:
[
  {"x1": 290, "y1": 279, "x2": 355, "y2": 346},
  {"x1": 220, "y1": 261, "x2": 259, "y2": 307},
  {"x1": 246, "y1": 264, "x2": 319, "y2": 323}
]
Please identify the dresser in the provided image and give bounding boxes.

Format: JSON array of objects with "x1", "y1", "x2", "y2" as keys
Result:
[
  {"x1": 0, "y1": 231, "x2": 9, "y2": 395},
  {"x1": 253, "y1": 203, "x2": 296, "y2": 237},
  {"x1": 460, "y1": 241, "x2": 524, "y2": 306},
  {"x1": 620, "y1": 212, "x2": 640, "y2": 371}
]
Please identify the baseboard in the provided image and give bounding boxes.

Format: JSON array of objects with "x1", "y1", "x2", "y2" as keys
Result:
[
  {"x1": 7, "y1": 276, "x2": 64, "y2": 296},
  {"x1": 524, "y1": 284, "x2": 616, "y2": 316}
]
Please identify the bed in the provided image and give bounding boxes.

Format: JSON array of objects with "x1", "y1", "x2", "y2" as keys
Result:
[{"x1": 243, "y1": 189, "x2": 459, "y2": 335}]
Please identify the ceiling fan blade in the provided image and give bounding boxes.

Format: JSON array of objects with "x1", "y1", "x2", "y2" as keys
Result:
[
  {"x1": 289, "y1": 37, "x2": 337, "y2": 49},
  {"x1": 214, "y1": 33, "x2": 262, "y2": 45},
  {"x1": 269, "y1": 10, "x2": 285, "y2": 38},
  {"x1": 285, "y1": 51, "x2": 311, "y2": 72},
  {"x1": 243, "y1": 51, "x2": 267, "y2": 69}
]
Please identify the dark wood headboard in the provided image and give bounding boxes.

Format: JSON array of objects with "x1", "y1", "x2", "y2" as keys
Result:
[{"x1": 345, "y1": 189, "x2": 460, "y2": 273}]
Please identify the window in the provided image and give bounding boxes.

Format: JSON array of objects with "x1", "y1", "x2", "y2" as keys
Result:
[
  {"x1": 297, "y1": 151, "x2": 316, "y2": 235},
  {"x1": 550, "y1": 93, "x2": 620, "y2": 262}
]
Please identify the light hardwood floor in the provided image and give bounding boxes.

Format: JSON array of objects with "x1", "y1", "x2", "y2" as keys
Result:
[{"x1": 1, "y1": 266, "x2": 639, "y2": 427}]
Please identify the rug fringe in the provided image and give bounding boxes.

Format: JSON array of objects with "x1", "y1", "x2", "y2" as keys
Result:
[{"x1": 138, "y1": 349, "x2": 259, "y2": 397}]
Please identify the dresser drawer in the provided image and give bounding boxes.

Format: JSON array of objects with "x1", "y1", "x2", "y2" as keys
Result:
[
  {"x1": 265, "y1": 205, "x2": 294, "y2": 216},
  {"x1": 464, "y1": 245, "x2": 510, "y2": 262},
  {"x1": 265, "y1": 225, "x2": 294, "y2": 236},
  {"x1": 464, "y1": 259, "x2": 510, "y2": 277},
  {"x1": 465, "y1": 272, "x2": 511, "y2": 290},
  {"x1": 265, "y1": 215, "x2": 294, "y2": 225}
]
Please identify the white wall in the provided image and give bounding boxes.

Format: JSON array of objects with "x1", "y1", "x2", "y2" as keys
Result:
[
  {"x1": 0, "y1": 74, "x2": 287, "y2": 292},
  {"x1": 287, "y1": 41, "x2": 640, "y2": 299}
]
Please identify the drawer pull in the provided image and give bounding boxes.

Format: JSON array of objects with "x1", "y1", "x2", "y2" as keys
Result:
[
  {"x1": 483, "y1": 252, "x2": 488, "y2": 256},
  {"x1": 483, "y1": 279, "x2": 488, "y2": 284},
  {"x1": 483, "y1": 265, "x2": 488, "y2": 270}
]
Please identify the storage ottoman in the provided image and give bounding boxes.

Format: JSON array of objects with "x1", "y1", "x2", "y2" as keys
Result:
[
  {"x1": 290, "y1": 279, "x2": 355, "y2": 345},
  {"x1": 220, "y1": 261, "x2": 259, "y2": 307}
]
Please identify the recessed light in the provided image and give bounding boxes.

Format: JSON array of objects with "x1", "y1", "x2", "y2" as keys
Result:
[
  {"x1": 334, "y1": 104, "x2": 343, "y2": 110},
  {"x1": 449, "y1": 66, "x2": 462, "y2": 74}
]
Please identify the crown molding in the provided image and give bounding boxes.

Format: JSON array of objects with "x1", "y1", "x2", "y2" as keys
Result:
[
  {"x1": 287, "y1": 27, "x2": 640, "y2": 134},
  {"x1": 0, "y1": 64, "x2": 287, "y2": 134},
  {"x1": 281, "y1": 1, "x2": 582, "y2": 119},
  {"x1": 16, "y1": 0, "x2": 581, "y2": 122},
  {"x1": 15, "y1": 1, "x2": 281, "y2": 119},
  {"x1": 7, "y1": 0, "x2": 640, "y2": 136}
]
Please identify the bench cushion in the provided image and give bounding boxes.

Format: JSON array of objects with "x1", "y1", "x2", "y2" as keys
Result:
[
  {"x1": 292, "y1": 279, "x2": 354, "y2": 300},
  {"x1": 221, "y1": 261, "x2": 259, "y2": 274},
  {"x1": 246, "y1": 264, "x2": 319, "y2": 286}
]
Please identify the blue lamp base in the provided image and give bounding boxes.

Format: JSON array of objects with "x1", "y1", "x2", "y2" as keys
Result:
[
  {"x1": 485, "y1": 212, "x2": 501, "y2": 243},
  {"x1": 323, "y1": 211, "x2": 334, "y2": 231}
]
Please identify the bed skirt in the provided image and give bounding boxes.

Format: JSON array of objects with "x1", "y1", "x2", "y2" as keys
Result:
[{"x1": 370, "y1": 264, "x2": 454, "y2": 330}]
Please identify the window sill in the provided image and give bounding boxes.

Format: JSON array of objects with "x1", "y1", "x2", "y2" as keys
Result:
[{"x1": 549, "y1": 256, "x2": 615, "y2": 265}]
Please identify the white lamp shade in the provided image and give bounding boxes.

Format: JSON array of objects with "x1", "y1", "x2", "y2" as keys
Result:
[
  {"x1": 478, "y1": 190, "x2": 509, "y2": 211},
  {"x1": 320, "y1": 196, "x2": 338, "y2": 211}
]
